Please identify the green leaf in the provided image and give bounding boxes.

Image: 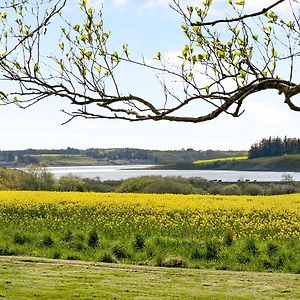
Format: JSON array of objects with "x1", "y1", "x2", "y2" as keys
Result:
[
  {"x1": 85, "y1": 51, "x2": 92, "y2": 59},
  {"x1": 73, "y1": 24, "x2": 80, "y2": 32},
  {"x1": 263, "y1": 26, "x2": 272, "y2": 33},
  {"x1": 81, "y1": 33, "x2": 87, "y2": 42},
  {"x1": 272, "y1": 47, "x2": 278, "y2": 58},
  {"x1": 57, "y1": 59, "x2": 64, "y2": 70},
  {"x1": 267, "y1": 11, "x2": 278, "y2": 22},
  {"x1": 203, "y1": 53, "x2": 210, "y2": 60},
  {"x1": 187, "y1": 6, "x2": 194, "y2": 13},
  {"x1": 233, "y1": 51, "x2": 241, "y2": 57},
  {"x1": 217, "y1": 50, "x2": 225, "y2": 58},
  {"x1": 181, "y1": 25, "x2": 188, "y2": 32},
  {"x1": 15, "y1": 62, "x2": 21, "y2": 70},
  {"x1": 192, "y1": 26, "x2": 200, "y2": 33},
  {"x1": 202, "y1": 0, "x2": 212, "y2": 7},
  {"x1": 95, "y1": 65, "x2": 102, "y2": 72},
  {"x1": 235, "y1": 0, "x2": 245, "y2": 6},
  {"x1": 196, "y1": 9, "x2": 204, "y2": 18},
  {"x1": 122, "y1": 44, "x2": 129, "y2": 57},
  {"x1": 239, "y1": 69, "x2": 246, "y2": 78},
  {"x1": 182, "y1": 46, "x2": 189, "y2": 59},
  {"x1": 153, "y1": 52, "x2": 161, "y2": 60},
  {"x1": 34, "y1": 63, "x2": 39, "y2": 73}
]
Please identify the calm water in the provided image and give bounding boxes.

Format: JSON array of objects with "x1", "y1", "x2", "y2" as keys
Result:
[{"x1": 47, "y1": 165, "x2": 300, "y2": 182}]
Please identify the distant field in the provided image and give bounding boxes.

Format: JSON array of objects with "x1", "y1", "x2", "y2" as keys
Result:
[
  {"x1": 34, "y1": 154, "x2": 99, "y2": 166},
  {"x1": 283, "y1": 153, "x2": 300, "y2": 159},
  {"x1": 1, "y1": 256, "x2": 299, "y2": 300},
  {"x1": 1, "y1": 191, "x2": 299, "y2": 273},
  {"x1": 194, "y1": 156, "x2": 248, "y2": 164},
  {"x1": 192, "y1": 154, "x2": 300, "y2": 172},
  {"x1": 29, "y1": 154, "x2": 82, "y2": 157}
]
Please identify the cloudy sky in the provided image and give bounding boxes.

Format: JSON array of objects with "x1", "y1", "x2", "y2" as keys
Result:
[{"x1": 0, "y1": 0, "x2": 299, "y2": 151}]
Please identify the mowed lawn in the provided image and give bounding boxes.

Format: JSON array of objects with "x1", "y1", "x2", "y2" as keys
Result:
[{"x1": 1, "y1": 256, "x2": 300, "y2": 300}]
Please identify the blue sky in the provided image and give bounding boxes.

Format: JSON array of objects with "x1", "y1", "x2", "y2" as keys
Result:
[{"x1": 0, "y1": 0, "x2": 299, "y2": 151}]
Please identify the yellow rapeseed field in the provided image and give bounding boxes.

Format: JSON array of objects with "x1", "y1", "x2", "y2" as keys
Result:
[
  {"x1": 0, "y1": 190, "x2": 300, "y2": 210},
  {"x1": 0, "y1": 191, "x2": 299, "y2": 240}
]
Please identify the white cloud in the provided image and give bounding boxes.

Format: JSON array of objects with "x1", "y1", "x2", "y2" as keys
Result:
[
  {"x1": 88, "y1": 0, "x2": 129, "y2": 8},
  {"x1": 141, "y1": 0, "x2": 169, "y2": 11},
  {"x1": 112, "y1": 0, "x2": 128, "y2": 5},
  {"x1": 88, "y1": 0, "x2": 103, "y2": 9},
  {"x1": 244, "y1": 0, "x2": 289, "y2": 11},
  {"x1": 245, "y1": 92, "x2": 293, "y2": 125}
]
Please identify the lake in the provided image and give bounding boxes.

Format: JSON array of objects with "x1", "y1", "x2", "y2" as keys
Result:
[{"x1": 47, "y1": 165, "x2": 300, "y2": 182}]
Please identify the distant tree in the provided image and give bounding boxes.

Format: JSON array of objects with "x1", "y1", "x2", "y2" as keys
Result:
[
  {"x1": 58, "y1": 176, "x2": 85, "y2": 192},
  {"x1": 65, "y1": 147, "x2": 80, "y2": 155},
  {"x1": 270, "y1": 137, "x2": 284, "y2": 157},
  {"x1": 0, "y1": 1, "x2": 300, "y2": 123},
  {"x1": 85, "y1": 149, "x2": 100, "y2": 159},
  {"x1": 221, "y1": 184, "x2": 242, "y2": 195},
  {"x1": 248, "y1": 136, "x2": 300, "y2": 158},
  {"x1": 21, "y1": 164, "x2": 55, "y2": 190},
  {"x1": 17, "y1": 154, "x2": 39, "y2": 165},
  {"x1": 281, "y1": 173, "x2": 294, "y2": 185},
  {"x1": 3, "y1": 151, "x2": 15, "y2": 162}
]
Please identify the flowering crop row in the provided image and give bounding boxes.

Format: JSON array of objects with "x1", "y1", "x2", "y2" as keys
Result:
[{"x1": 1, "y1": 191, "x2": 299, "y2": 240}]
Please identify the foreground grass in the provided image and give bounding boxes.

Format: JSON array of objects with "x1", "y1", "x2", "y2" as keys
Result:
[{"x1": 1, "y1": 256, "x2": 300, "y2": 300}]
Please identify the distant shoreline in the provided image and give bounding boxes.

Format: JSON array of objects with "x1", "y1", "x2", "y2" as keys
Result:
[
  {"x1": 42, "y1": 165, "x2": 300, "y2": 182},
  {"x1": 1, "y1": 149, "x2": 300, "y2": 173}
]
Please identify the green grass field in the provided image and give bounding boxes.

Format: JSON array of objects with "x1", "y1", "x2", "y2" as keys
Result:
[
  {"x1": 1, "y1": 256, "x2": 300, "y2": 299},
  {"x1": 192, "y1": 154, "x2": 300, "y2": 172}
]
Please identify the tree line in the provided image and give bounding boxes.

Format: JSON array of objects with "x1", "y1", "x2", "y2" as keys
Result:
[
  {"x1": 0, "y1": 166, "x2": 298, "y2": 196},
  {"x1": 248, "y1": 137, "x2": 300, "y2": 159},
  {"x1": 0, "y1": 147, "x2": 81, "y2": 164},
  {"x1": 0, "y1": 148, "x2": 246, "y2": 166}
]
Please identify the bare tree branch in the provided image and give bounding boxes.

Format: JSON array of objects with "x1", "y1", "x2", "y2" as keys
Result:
[
  {"x1": 190, "y1": 0, "x2": 286, "y2": 26},
  {"x1": 0, "y1": 0, "x2": 299, "y2": 123}
]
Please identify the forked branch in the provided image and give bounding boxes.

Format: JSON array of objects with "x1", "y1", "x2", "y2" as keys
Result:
[{"x1": 0, "y1": 0, "x2": 299, "y2": 123}]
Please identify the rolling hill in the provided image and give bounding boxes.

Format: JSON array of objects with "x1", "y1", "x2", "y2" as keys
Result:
[{"x1": 192, "y1": 154, "x2": 300, "y2": 172}]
